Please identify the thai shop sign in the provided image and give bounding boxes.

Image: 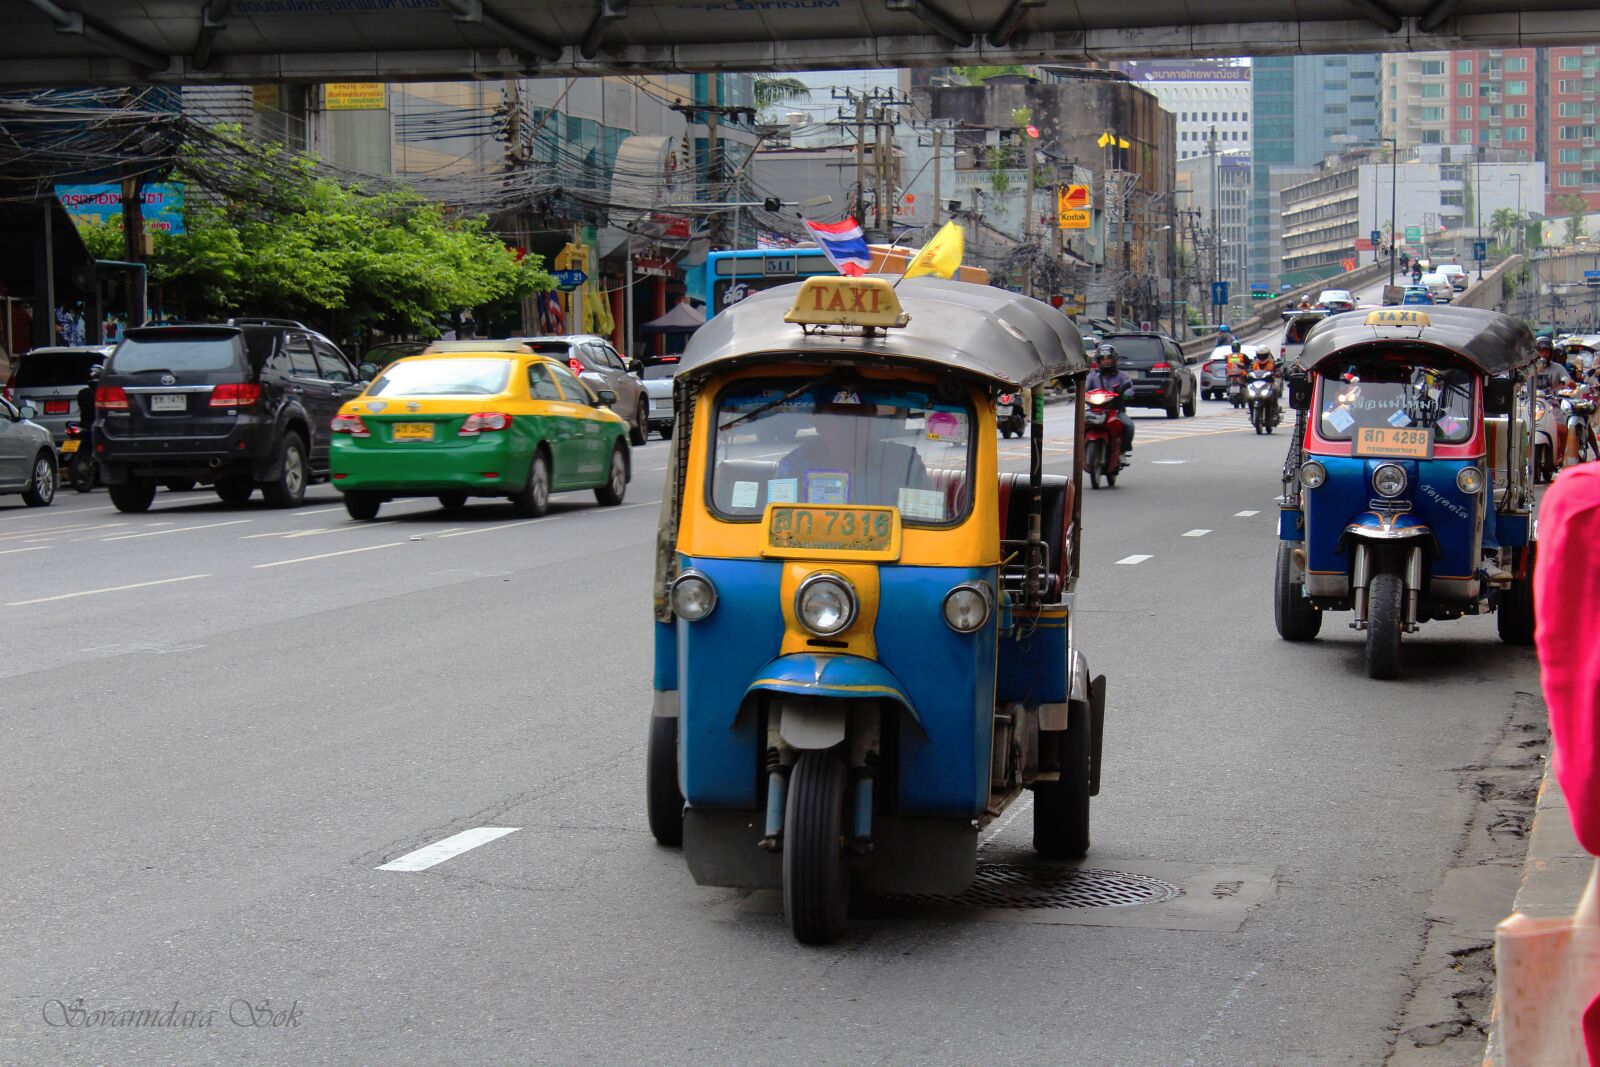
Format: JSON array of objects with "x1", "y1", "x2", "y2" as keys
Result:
[
  {"x1": 55, "y1": 183, "x2": 186, "y2": 235},
  {"x1": 324, "y1": 83, "x2": 387, "y2": 111}
]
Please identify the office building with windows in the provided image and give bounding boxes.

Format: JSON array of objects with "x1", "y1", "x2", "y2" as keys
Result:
[{"x1": 1115, "y1": 60, "x2": 1251, "y2": 160}]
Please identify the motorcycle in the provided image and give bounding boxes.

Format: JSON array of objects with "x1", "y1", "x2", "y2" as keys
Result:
[
  {"x1": 1557, "y1": 386, "x2": 1599, "y2": 465},
  {"x1": 1082, "y1": 387, "x2": 1126, "y2": 490},
  {"x1": 61, "y1": 421, "x2": 96, "y2": 492},
  {"x1": 1246, "y1": 369, "x2": 1280, "y2": 435},
  {"x1": 996, "y1": 392, "x2": 1027, "y2": 438}
]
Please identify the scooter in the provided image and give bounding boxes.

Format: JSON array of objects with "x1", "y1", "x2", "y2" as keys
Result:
[
  {"x1": 1082, "y1": 387, "x2": 1126, "y2": 490},
  {"x1": 1557, "y1": 386, "x2": 1599, "y2": 465},
  {"x1": 1226, "y1": 371, "x2": 1246, "y2": 409},
  {"x1": 996, "y1": 392, "x2": 1027, "y2": 438},
  {"x1": 61, "y1": 421, "x2": 96, "y2": 492},
  {"x1": 1246, "y1": 369, "x2": 1280, "y2": 435}
]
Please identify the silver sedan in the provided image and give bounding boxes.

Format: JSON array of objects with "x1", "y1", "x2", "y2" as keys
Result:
[{"x1": 0, "y1": 396, "x2": 58, "y2": 506}]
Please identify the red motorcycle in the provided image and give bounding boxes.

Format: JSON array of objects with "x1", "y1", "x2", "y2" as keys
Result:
[{"x1": 1082, "y1": 387, "x2": 1127, "y2": 490}]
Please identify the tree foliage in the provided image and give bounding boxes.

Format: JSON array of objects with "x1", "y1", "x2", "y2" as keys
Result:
[
  {"x1": 954, "y1": 65, "x2": 1029, "y2": 85},
  {"x1": 1561, "y1": 194, "x2": 1590, "y2": 245},
  {"x1": 75, "y1": 126, "x2": 550, "y2": 344}
]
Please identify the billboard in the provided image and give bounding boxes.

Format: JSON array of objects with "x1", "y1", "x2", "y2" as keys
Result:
[
  {"x1": 55, "y1": 183, "x2": 186, "y2": 235},
  {"x1": 1116, "y1": 60, "x2": 1251, "y2": 83}
]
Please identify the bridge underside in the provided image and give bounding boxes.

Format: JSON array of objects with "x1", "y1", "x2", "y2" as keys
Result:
[{"x1": 5, "y1": 1, "x2": 1600, "y2": 88}]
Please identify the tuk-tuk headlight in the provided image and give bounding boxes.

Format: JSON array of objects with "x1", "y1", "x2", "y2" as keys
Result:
[
  {"x1": 943, "y1": 582, "x2": 994, "y2": 633},
  {"x1": 1457, "y1": 466, "x2": 1484, "y2": 494},
  {"x1": 1299, "y1": 460, "x2": 1327, "y2": 489},
  {"x1": 796, "y1": 573, "x2": 856, "y2": 636},
  {"x1": 670, "y1": 570, "x2": 717, "y2": 621},
  {"x1": 1373, "y1": 463, "x2": 1408, "y2": 498}
]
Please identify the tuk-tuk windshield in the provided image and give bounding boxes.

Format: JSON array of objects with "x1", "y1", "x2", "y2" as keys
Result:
[
  {"x1": 711, "y1": 378, "x2": 974, "y2": 524},
  {"x1": 1317, "y1": 358, "x2": 1476, "y2": 444}
]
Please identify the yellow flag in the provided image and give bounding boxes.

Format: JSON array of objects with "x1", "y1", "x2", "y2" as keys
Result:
[
  {"x1": 903, "y1": 220, "x2": 965, "y2": 280},
  {"x1": 1096, "y1": 131, "x2": 1113, "y2": 148},
  {"x1": 1118, "y1": 137, "x2": 1130, "y2": 149}
]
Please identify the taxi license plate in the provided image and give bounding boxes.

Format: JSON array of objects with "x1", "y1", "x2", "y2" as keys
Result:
[
  {"x1": 59, "y1": 438, "x2": 80, "y2": 453},
  {"x1": 1353, "y1": 425, "x2": 1433, "y2": 459},
  {"x1": 762, "y1": 504, "x2": 901, "y2": 561},
  {"x1": 392, "y1": 422, "x2": 435, "y2": 441},
  {"x1": 151, "y1": 394, "x2": 187, "y2": 412}
]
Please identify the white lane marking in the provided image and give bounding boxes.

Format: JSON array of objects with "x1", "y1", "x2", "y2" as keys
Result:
[
  {"x1": 100, "y1": 519, "x2": 250, "y2": 542},
  {"x1": 376, "y1": 827, "x2": 520, "y2": 872},
  {"x1": 253, "y1": 541, "x2": 405, "y2": 569},
  {"x1": 0, "y1": 521, "x2": 120, "y2": 541},
  {"x1": 293, "y1": 505, "x2": 345, "y2": 516},
  {"x1": 1150, "y1": 459, "x2": 1187, "y2": 465},
  {"x1": 438, "y1": 518, "x2": 545, "y2": 538},
  {"x1": 6, "y1": 573, "x2": 210, "y2": 606},
  {"x1": 0, "y1": 545, "x2": 49, "y2": 556},
  {"x1": 1114, "y1": 554, "x2": 1153, "y2": 565},
  {"x1": 1234, "y1": 510, "x2": 1260, "y2": 517},
  {"x1": 283, "y1": 519, "x2": 398, "y2": 539},
  {"x1": 1182, "y1": 529, "x2": 1211, "y2": 537}
]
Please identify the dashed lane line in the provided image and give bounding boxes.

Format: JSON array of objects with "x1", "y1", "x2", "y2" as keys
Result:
[
  {"x1": 376, "y1": 827, "x2": 521, "y2": 872},
  {"x1": 1115, "y1": 554, "x2": 1153, "y2": 565},
  {"x1": 1235, "y1": 510, "x2": 1260, "y2": 517},
  {"x1": 1183, "y1": 529, "x2": 1212, "y2": 538},
  {"x1": 6, "y1": 573, "x2": 210, "y2": 607},
  {"x1": 99, "y1": 519, "x2": 250, "y2": 542},
  {"x1": 0, "y1": 546, "x2": 49, "y2": 556},
  {"x1": 252, "y1": 542, "x2": 406, "y2": 569}
]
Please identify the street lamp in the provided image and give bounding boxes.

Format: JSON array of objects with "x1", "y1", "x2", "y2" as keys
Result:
[
  {"x1": 1512, "y1": 172, "x2": 1524, "y2": 254},
  {"x1": 1379, "y1": 137, "x2": 1398, "y2": 287}
]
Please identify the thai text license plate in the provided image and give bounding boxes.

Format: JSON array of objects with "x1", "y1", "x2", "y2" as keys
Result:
[
  {"x1": 392, "y1": 422, "x2": 435, "y2": 441},
  {"x1": 763, "y1": 504, "x2": 901, "y2": 561},
  {"x1": 1353, "y1": 425, "x2": 1433, "y2": 459},
  {"x1": 151, "y1": 394, "x2": 187, "y2": 412},
  {"x1": 59, "y1": 438, "x2": 79, "y2": 453}
]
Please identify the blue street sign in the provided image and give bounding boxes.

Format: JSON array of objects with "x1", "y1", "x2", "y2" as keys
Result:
[
  {"x1": 1585, "y1": 270, "x2": 1600, "y2": 288},
  {"x1": 1210, "y1": 281, "x2": 1229, "y2": 306},
  {"x1": 553, "y1": 269, "x2": 588, "y2": 291},
  {"x1": 1473, "y1": 240, "x2": 1488, "y2": 262},
  {"x1": 1370, "y1": 229, "x2": 1382, "y2": 246},
  {"x1": 1583, "y1": 270, "x2": 1600, "y2": 277}
]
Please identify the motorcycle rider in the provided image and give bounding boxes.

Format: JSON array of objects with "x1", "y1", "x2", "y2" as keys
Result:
[
  {"x1": 1084, "y1": 342, "x2": 1135, "y2": 457},
  {"x1": 1536, "y1": 336, "x2": 1574, "y2": 392}
]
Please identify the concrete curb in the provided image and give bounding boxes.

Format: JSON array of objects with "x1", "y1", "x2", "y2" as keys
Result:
[{"x1": 1481, "y1": 769, "x2": 1592, "y2": 1066}]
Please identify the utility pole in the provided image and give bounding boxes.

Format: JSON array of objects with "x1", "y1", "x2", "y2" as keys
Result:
[
  {"x1": 854, "y1": 94, "x2": 867, "y2": 224},
  {"x1": 1209, "y1": 124, "x2": 1220, "y2": 326},
  {"x1": 1024, "y1": 130, "x2": 1037, "y2": 297},
  {"x1": 932, "y1": 125, "x2": 943, "y2": 228}
]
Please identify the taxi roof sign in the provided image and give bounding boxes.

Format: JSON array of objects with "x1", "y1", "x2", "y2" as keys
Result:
[
  {"x1": 784, "y1": 276, "x2": 910, "y2": 329},
  {"x1": 1366, "y1": 309, "x2": 1430, "y2": 327}
]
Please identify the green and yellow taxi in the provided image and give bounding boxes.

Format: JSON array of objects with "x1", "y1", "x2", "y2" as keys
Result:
[{"x1": 330, "y1": 346, "x2": 631, "y2": 520}]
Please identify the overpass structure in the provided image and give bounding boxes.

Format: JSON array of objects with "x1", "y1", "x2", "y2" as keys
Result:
[{"x1": 7, "y1": 1, "x2": 1600, "y2": 88}]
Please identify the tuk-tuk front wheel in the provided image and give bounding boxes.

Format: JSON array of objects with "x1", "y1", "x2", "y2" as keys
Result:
[
  {"x1": 1366, "y1": 572, "x2": 1404, "y2": 680},
  {"x1": 1274, "y1": 542, "x2": 1322, "y2": 642},
  {"x1": 1034, "y1": 700, "x2": 1091, "y2": 860},
  {"x1": 783, "y1": 749, "x2": 850, "y2": 945},
  {"x1": 645, "y1": 715, "x2": 683, "y2": 846}
]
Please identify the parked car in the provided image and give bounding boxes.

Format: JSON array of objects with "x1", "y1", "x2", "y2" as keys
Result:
[
  {"x1": 0, "y1": 395, "x2": 57, "y2": 506},
  {"x1": 95, "y1": 319, "x2": 365, "y2": 513},
  {"x1": 330, "y1": 349, "x2": 630, "y2": 520},
  {"x1": 7, "y1": 344, "x2": 113, "y2": 448},
  {"x1": 1438, "y1": 264, "x2": 1468, "y2": 291},
  {"x1": 1419, "y1": 273, "x2": 1454, "y2": 305},
  {"x1": 641, "y1": 360, "x2": 678, "y2": 439},
  {"x1": 1316, "y1": 289, "x2": 1356, "y2": 313},
  {"x1": 512, "y1": 335, "x2": 648, "y2": 446},
  {"x1": 1097, "y1": 332, "x2": 1198, "y2": 417}
]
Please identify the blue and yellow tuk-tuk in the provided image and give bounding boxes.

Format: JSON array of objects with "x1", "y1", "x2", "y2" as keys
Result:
[
  {"x1": 647, "y1": 275, "x2": 1106, "y2": 943},
  {"x1": 1274, "y1": 306, "x2": 1537, "y2": 679}
]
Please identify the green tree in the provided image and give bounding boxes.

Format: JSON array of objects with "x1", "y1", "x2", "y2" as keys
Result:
[
  {"x1": 1490, "y1": 206, "x2": 1520, "y2": 253},
  {"x1": 954, "y1": 65, "x2": 1029, "y2": 85},
  {"x1": 1561, "y1": 194, "x2": 1589, "y2": 245},
  {"x1": 753, "y1": 77, "x2": 810, "y2": 124}
]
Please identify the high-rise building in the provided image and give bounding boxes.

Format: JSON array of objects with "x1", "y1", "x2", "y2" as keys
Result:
[
  {"x1": 1250, "y1": 55, "x2": 1380, "y2": 287},
  {"x1": 1114, "y1": 60, "x2": 1251, "y2": 161},
  {"x1": 1544, "y1": 46, "x2": 1600, "y2": 214}
]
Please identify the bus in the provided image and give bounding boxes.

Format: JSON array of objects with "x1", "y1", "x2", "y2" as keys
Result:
[{"x1": 700, "y1": 245, "x2": 990, "y2": 318}]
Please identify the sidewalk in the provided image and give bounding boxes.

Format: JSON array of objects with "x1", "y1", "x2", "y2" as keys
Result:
[{"x1": 1482, "y1": 770, "x2": 1593, "y2": 1065}]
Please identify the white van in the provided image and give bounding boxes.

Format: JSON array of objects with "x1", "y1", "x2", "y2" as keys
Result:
[
  {"x1": 1419, "y1": 272, "x2": 1454, "y2": 304},
  {"x1": 1438, "y1": 264, "x2": 1468, "y2": 292}
]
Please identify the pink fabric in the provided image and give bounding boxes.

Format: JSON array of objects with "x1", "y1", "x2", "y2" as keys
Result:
[{"x1": 1533, "y1": 464, "x2": 1600, "y2": 1066}]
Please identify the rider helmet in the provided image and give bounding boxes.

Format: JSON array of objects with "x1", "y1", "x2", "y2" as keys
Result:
[{"x1": 1095, "y1": 343, "x2": 1118, "y2": 370}]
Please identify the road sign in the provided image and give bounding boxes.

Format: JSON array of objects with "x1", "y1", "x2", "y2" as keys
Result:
[
  {"x1": 1473, "y1": 240, "x2": 1488, "y2": 262},
  {"x1": 1210, "y1": 281, "x2": 1229, "y2": 306},
  {"x1": 1058, "y1": 185, "x2": 1092, "y2": 229},
  {"x1": 1370, "y1": 229, "x2": 1382, "y2": 245},
  {"x1": 553, "y1": 269, "x2": 588, "y2": 291},
  {"x1": 1404, "y1": 225, "x2": 1421, "y2": 242},
  {"x1": 1585, "y1": 270, "x2": 1600, "y2": 289}
]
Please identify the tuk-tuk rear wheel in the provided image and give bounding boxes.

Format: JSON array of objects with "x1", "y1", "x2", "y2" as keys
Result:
[
  {"x1": 1366, "y1": 572, "x2": 1404, "y2": 680},
  {"x1": 783, "y1": 749, "x2": 850, "y2": 945},
  {"x1": 1034, "y1": 700, "x2": 1091, "y2": 860},
  {"x1": 1274, "y1": 542, "x2": 1322, "y2": 642},
  {"x1": 646, "y1": 715, "x2": 684, "y2": 847},
  {"x1": 1497, "y1": 543, "x2": 1536, "y2": 646}
]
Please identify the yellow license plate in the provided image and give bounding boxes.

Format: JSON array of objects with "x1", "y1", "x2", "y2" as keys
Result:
[
  {"x1": 762, "y1": 504, "x2": 902, "y2": 561},
  {"x1": 59, "y1": 439, "x2": 80, "y2": 453},
  {"x1": 392, "y1": 422, "x2": 435, "y2": 441},
  {"x1": 1353, "y1": 425, "x2": 1433, "y2": 459}
]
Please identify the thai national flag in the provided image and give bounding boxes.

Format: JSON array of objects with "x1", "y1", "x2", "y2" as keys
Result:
[{"x1": 803, "y1": 218, "x2": 872, "y2": 277}]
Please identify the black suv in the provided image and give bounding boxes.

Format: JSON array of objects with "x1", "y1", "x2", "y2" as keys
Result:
[
  {"x1": 96, "y1": 319, "x2": 363, "y2": 512},
  {"x1": 1096, "y1": 332, "x2": 1199, "y2": 418}
]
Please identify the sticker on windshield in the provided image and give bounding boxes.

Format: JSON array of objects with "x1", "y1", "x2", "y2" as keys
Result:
[
  {"x1": 804, "y1": 470, "x2": 850, "y2": 505},
  {"x1": 1437, "y1": 413, "x2": 1462, "y2": 437},
  {"x1": 766, "y1": 477, "x2": 798, "y2": 504},
  {"x1": 1325, "y1": 406, "x2": 1356, "y2": 433},
  {"x1": 1387, "y1": 409, "x2": 1413, "y2": 428},
  {"x1": 730, "y1": 481, "x2": 759, "y2": 509},
  {"x1": 926, "y1": 410, "x2": 964, "y2": 442},
  {"x1": 830, "y1": 390, "x2": 863, "y2": 406},
  {"x1": 897, "y1": 487, "x2": 947, "y2": 522}
]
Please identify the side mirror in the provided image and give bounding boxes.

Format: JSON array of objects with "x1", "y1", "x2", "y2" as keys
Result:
[
  {"x1": 595, "y1": 388, "x2": 618, "y2": 406},
  {"x1": 1485, "y1": 377, "x2": 1515, "y2": 416},
  {"x1": 628, "y1": 359, "x2": 644, "y2": 376},
  {"x1": 1287, "y1": 371, "x2": 1313, "y2": 412},
  {"x1": 358, "y1": 361, "x2": 379, "y2": 382},
  {"x1": 17, "y1": 403, "x2": 36, "y2": 421}
]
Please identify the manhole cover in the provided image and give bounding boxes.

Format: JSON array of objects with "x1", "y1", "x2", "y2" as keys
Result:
[{"x1": 885, "y1": 864, "x2": 1182, "y2": 911}]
